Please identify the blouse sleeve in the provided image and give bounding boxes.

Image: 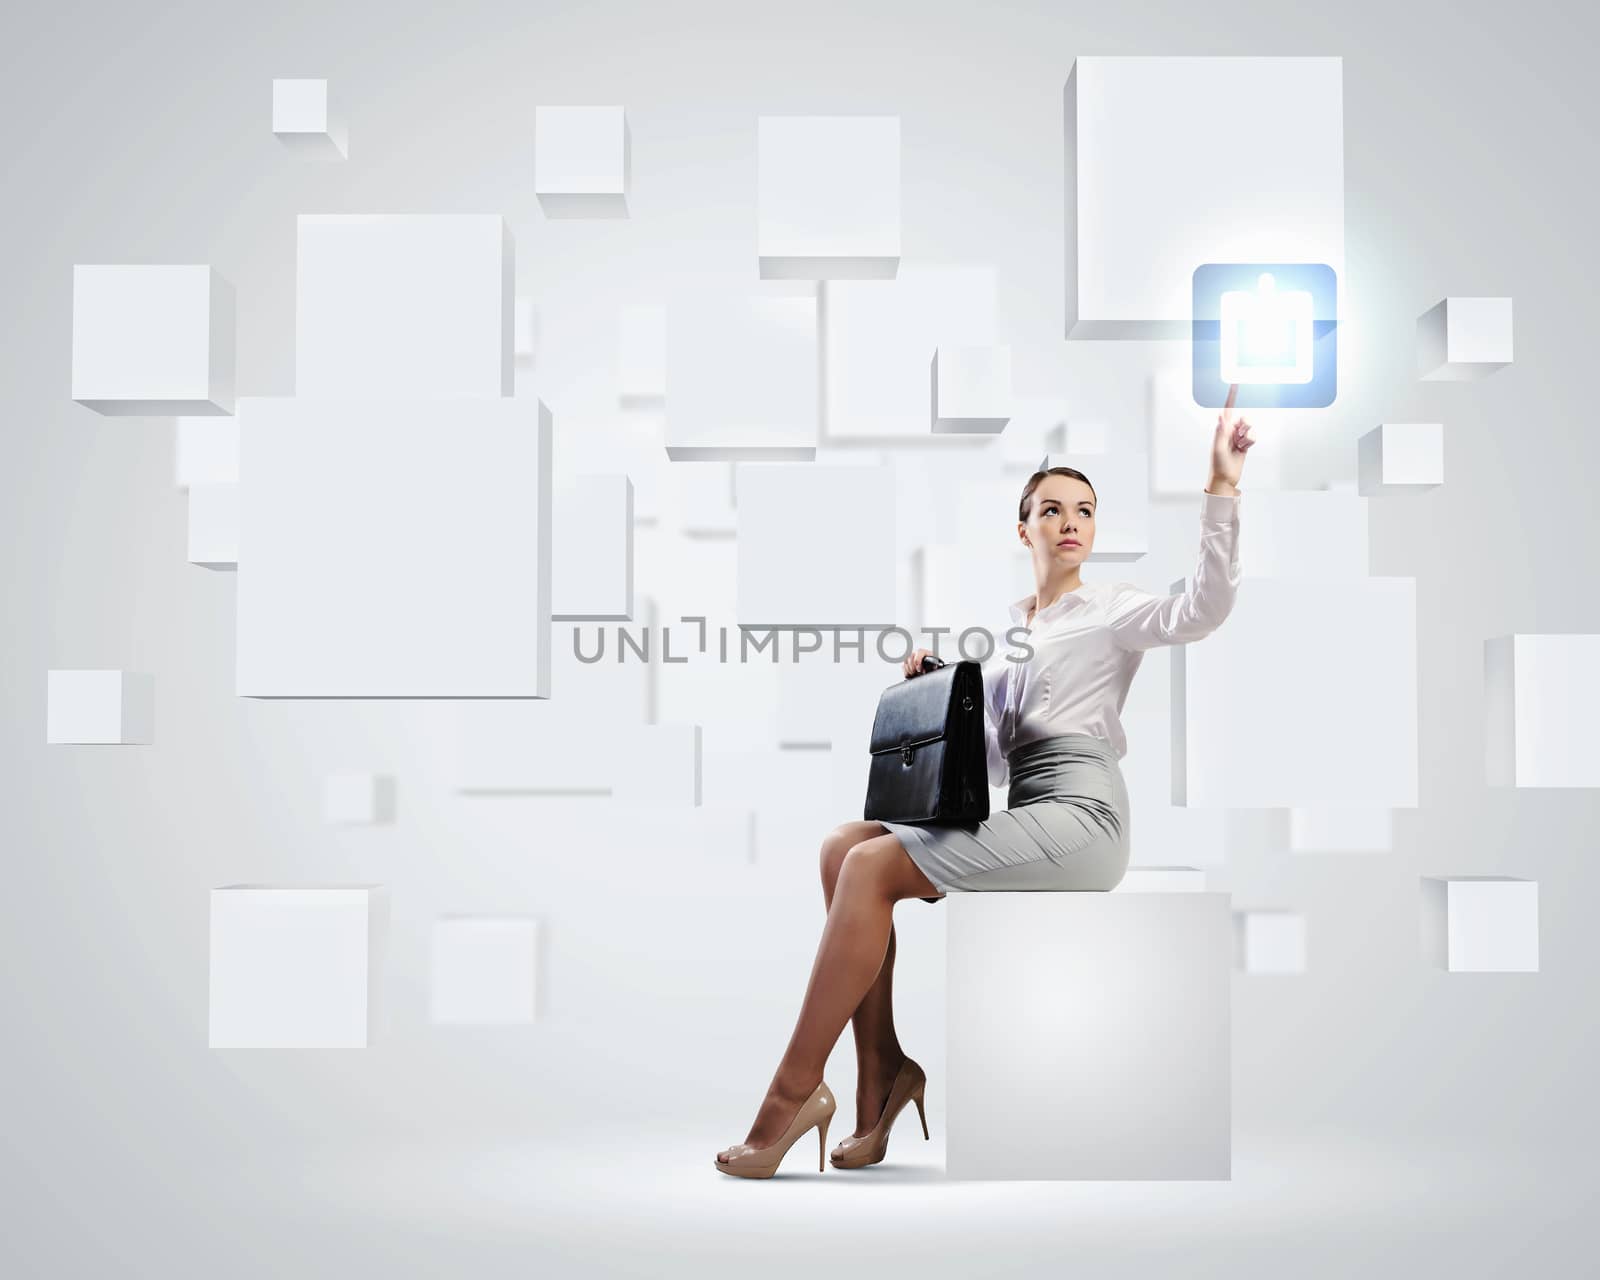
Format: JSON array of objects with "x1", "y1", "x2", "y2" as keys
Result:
[
  {"x1": 983, "y1": 657, "x2": 1010, "y2": 789},
  {"x1": 1107, "y1": 490, "x2": 1242, "y2": 651}
]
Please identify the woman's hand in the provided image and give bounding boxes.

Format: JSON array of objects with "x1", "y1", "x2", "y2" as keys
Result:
[
  {"x1": 903, "y1": 648, "x2": 938, "y2": 679},
  {"x1": 1209, "y1": 382, "x2": 1255, "y2": 493}
]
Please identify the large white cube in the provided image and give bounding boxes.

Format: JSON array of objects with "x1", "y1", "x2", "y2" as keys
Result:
[
  {"x1": 757, "y1": 116, "x2": 899, "y2": 279},
  {"x1": 187, "y1": 483, "x2": 238, "y2": 570},
  {"x1": 1176, "y1": 577, "x2": 1417, "y2": 807},
  {"x1": 553, "y1": 474, "x2": 634, "y2": 621},
  {"x1": 932, "y1": 346, "x2": 1012, "y2": 434},
  {"x1": 1421, "y1": 877, "x2": 1538, "y2": 972},
  {"x1": 947, "y1": 892, "x2": 1231, "y2": 1180},
  {"x1": 295, "y1": 214, "x2": 513, "y2": 397},
  {"x1": 1235, "y1": 909, "x2": 1307, "y2": 974},
  {"x1": 272, "y1": 78, "x2": 346, "y2": 157},
  {"x1": 1237, "y1": 488, "x2": 1368, "y2": 579},
  {"x1": 1418, "y1": 298, "x2": 1512, "y2": 379},
  {"x1": 1114, "y1": 865, "x2": 1208, "y2": 892},
  {"x1": 209, "y1": 885, "x2": 387, "y2": 1047},
  {"x1": 666, "y1": 292, "x2": 818, "y2": 459},
  {"x1": 736, "y1": 463, "x2": 896, "y2": 627},
  {"x1": 431, "y1": 916, "x2": 540, "y2": 1024},
  {"x1": 1065, "y1": 57, "x2": 1344, "y2": 338},
  {"x1": 46, "y1": 670, "x2": 154, "y2": 744},
  {"x1": 534, "y1": 106, "x2": 629, "y2": 217},
  {"x1": 824, "y1": 265, "x2": 997, "y2": 440},
  {"x1": 235, "y1": 397, "x2": 552, "y2": 697},
  {"x1": 1359, "y1": 423, "x2": 1444, "y2": 495},
  {"x1": 72, "y1": 265, "x2": 234, "y2": 415},
  {"x1": 1485, "y1": 634, "x2": 1600, "y2": 787}
]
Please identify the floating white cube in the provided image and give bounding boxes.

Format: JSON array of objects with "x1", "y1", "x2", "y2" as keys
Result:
[
  {"x1": 187, "y1": 482, "x2": 239, "y2": 570},
  {"x1": 736, "y1": 463, "x2": 896, "y2": 626},
  {"x1": 72, "y1": 265, "x2": 234, "y2": 415},
  {"x1": 1235, "y1": 909, "x2": 1306, "y2": 974},
  {"x1": 272, "y1": 78, "x2": 346, "y2": 157},
  {"x1": 295, "y1": 214, "x2": 513, "y2": 398},
  {"x1": 1358, "y1": 423, "x2": 1444, "y2": 495},
  {"x1": 46, "y1": 670, "x2": 154, "y2": 744},
  {"x1": 323, "y1": 772, "x2": 395, "y2": 824},
  {"x1": 235, "y1": 396, "x2": 552, "y2": 697},
  {"x1": 175, "y1": 417, "x2": 239, "y2": 488},
  {"x1": 209, "y1": 885, "x2": 387, "y2": 1048},
  {"x1": 1421, "y1": 877, "x2": 1538, "y2": 972},
  {"x1": 824, "y1": 264, "x2": 997, "y2": 440},
  {"x1": 932, "y1": 345, "x2": 1012, "y2": 434},
  {"x1": 1418, "y1": 298, "x2": 1512, "y2": 380},
  {"x1": 947, "y1": 892, "x2": 1231, "y2": 1179},
  {"x1": 758, "y1": 116, "x2": 899, "y2": 280},
  {"x1": 1065, "y1": 57, "x2": 1344, "y2": 337},
  {"x1": 553, "y1": 474, "x2": 634, "y2": 620},
  {"x1": 1290, "y1": 808, "x2": 1392, "y2": 852},
  {"x1": 431, "y1": 916, "x2": 540, "y2": 1024},
  {"x1": 666, "y1": 292, "x2": 817, "y2": 459},
  {"x1": 535, "y1": 106, "x2": 629, "y2": 217},
  {"x1": 1176, "y1": 577, "x2": 1418, "y2": 807},
  {"x1": 1485, "y1": 634, "x2": 1600, "y2": 787},
  {"x1": 613, "y1": 723, "x2": 702, "y2": 807}
]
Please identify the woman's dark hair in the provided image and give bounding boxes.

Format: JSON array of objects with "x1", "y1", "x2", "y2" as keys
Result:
[{"x1": 1018, "y1": 466, "x2": 1096, "y2": 523}]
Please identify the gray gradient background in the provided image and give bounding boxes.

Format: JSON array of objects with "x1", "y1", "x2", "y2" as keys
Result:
[{"x1": 5, "y1": 0, "x2": 1598, "y2": 1275}]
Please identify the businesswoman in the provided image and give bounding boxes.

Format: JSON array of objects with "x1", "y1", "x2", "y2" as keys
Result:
[{"x1": 713, "y1": 393, "x2": 1256, "y2": 1178}]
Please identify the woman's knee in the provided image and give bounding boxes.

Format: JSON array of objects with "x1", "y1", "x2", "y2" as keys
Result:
[{"x1": 819, "y1": 826, "x2": 854, "y2": 890}]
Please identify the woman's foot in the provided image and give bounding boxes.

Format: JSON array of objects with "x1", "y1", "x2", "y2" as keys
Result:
[
  {"x1": 715, "y1": 1072, "x2": 823, "y2": 1165},
  {"x1": 849, "y1": 1050, "x2": 908, "y2": 1137}
]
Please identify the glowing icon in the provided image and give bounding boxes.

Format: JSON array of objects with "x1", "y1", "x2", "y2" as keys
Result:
[
  {"x1": 1219, "y1": 273, "x2": 1313, "y2": 384},
  {"x1": 1192, "y1": 262, "x2": 1337, "y2": 408}
]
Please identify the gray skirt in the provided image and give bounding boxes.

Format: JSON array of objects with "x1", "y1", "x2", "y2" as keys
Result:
[{"x1": 880, "y1": 732, "x2": 1131, "y2": 899}]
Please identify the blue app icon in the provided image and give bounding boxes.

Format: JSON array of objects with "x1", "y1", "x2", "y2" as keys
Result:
[{"x1": 1192, "y1": 263, "x2": 1337, "y2": 408}]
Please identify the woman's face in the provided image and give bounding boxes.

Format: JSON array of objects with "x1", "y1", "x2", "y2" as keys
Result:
[{"x1": 1018, "y1": 475, "x2": 1096, "y2": 569}]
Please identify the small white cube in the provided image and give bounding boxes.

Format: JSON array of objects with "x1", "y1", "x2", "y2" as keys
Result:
[
  {"x1": 174, "y1": 418, "x2": 239, "y2": 488},
  {"x1": 187, "y1": 483, "x2": 238, "y2": 570},
  {"x1": 758, "y1": 116, "x2": 900, "y2": 280},
  {"x1": 431, "y1": 916, "x2": 540, "y2": 1024},
  {"x1": 1417, "y1": 297, "x2": 1512, "y2": 379},
  {"x1": 323, "y1": 772, "x2": 396, "y2": 825},
  {"x1": 932, "y1": 345, "x2": 1012, "y2": 434},
  {"x1": 272, "y1": 78, "x2": 346, "y2": 157},
  {"x1": 1421, "y1": 877, "x2": 1538, "y2": 972},
  {"x1": 1358, "y1": 423, "x2": 1444, "y2": 495},
  {"x1": 209, "y1": 885, "x2": 387, "y2": 1047},
  {"x1": 947, "y1": 892, "x2": 1231, "y2": 1179},
  {"x1": 1234, "y1": 910, "x2": 1306, "y2": 974},
  {"x1": 72, "y1": 265, "x2": 234, "y2": 415},
  {"x1": 535, "y1": 106, "x2": 629, "y2": 217},
  {"x1": 46, "y1": 670, "x2": 153, "y2": 744}
]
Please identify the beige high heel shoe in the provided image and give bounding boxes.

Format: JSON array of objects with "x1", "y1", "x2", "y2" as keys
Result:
[
  {"x1": 830, "y1": 1058, "x2": 929, "y2": 1169},
  {"x1": 714, "y1": 1082, "x2": 837, "y2": 1179}
]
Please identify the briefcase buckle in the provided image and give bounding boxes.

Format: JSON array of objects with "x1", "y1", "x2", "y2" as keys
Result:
[{"x1": 900, "y1": 743, "x2": 914, "y2": 767}]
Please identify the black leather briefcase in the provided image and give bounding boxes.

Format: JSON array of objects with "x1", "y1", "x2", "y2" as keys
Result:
[{"x1": 862, "y1": 657, "x2": 989, "y2": 825}]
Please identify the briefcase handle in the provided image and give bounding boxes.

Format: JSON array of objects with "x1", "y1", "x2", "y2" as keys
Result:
[{"x1": 919, "y1": 654, "x2": 946, "y2": 674}]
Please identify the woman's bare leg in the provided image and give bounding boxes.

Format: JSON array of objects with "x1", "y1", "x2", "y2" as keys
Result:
[
  {"x1": 716, "y1": 833, "x2": 941, "y2": 1162},
  {"x1": 822, "y1": 823, "x2": 909, "y2": 1136}
]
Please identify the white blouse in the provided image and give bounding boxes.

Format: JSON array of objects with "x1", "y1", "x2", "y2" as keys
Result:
[{"x1": 981, "y1": 489, "x2": 1242, "y2": 787}]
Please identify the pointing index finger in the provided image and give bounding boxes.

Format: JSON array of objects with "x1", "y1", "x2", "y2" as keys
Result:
[{"x1": 1223, "y1": 382, "x2": 1238, "y2": 414}]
